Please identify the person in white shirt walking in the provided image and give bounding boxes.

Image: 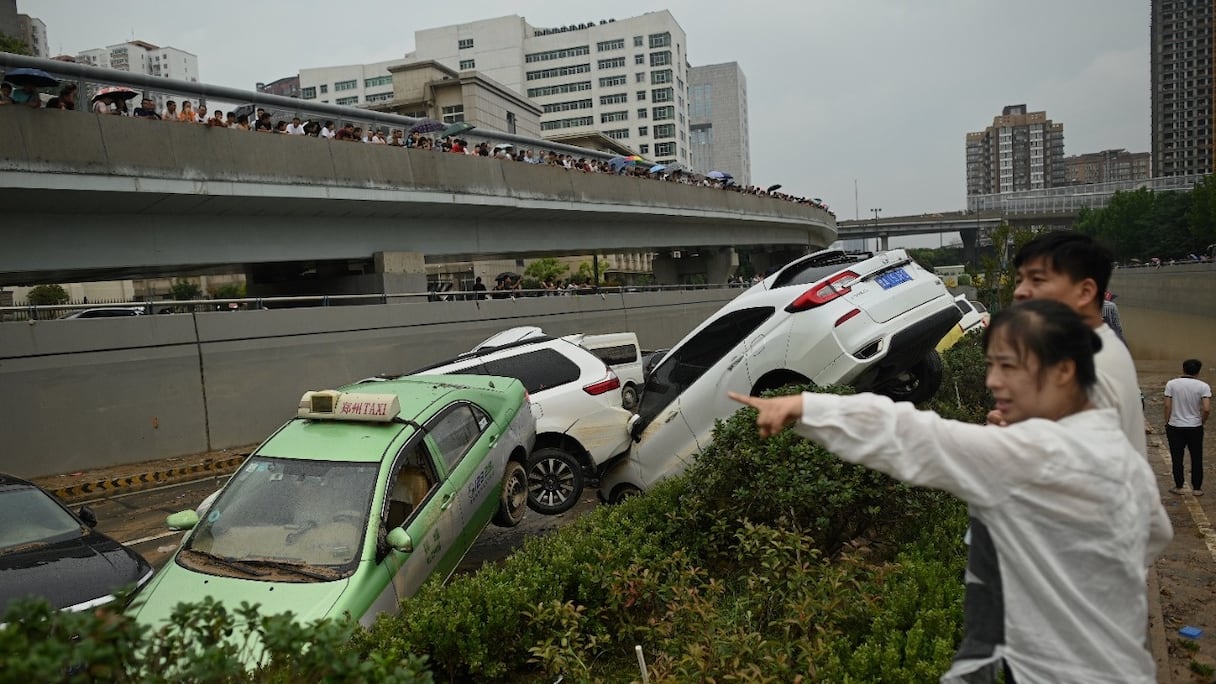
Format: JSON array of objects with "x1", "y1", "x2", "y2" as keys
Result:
[
  {"x1": 731, "y1": 299, "x2": 1172, "y2": 684},
  {"x1": 1164, "y1": 358, "x2": 1211, "y2": 496}
]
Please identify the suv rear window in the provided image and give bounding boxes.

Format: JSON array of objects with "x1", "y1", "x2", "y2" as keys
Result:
[
  {"x1": 480, "y1": 349, "x2": 581, "y2": 394},
  {"x1": 588, "y1": 344, "x2": 638, "y2": 366},
  {"x1": 770, "y1": 252, "x2": 865, "y2": 289}
]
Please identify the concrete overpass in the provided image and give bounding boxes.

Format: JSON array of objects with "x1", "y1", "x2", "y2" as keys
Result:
[{"x1": 0, "y1": 107, "x2": 833, "y2": 291}]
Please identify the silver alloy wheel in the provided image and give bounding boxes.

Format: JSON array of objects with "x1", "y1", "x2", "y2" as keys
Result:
[{"x1": 526, "y1": 447, "x2": 584, "y2": 515}]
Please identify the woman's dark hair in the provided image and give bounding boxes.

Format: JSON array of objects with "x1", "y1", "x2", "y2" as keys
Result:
[{"x1": 983, "y1": 299, "x2": 1102, "y2": 390}]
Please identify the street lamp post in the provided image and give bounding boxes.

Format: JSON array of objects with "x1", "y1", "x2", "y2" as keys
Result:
[{"x1": 870, "y1": 208, "x2": 881, "y2": 253}]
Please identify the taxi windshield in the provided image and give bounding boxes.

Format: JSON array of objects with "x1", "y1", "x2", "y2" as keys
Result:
[{"x1": 186, "y1": 457, "x2": 378, "y2": 575}]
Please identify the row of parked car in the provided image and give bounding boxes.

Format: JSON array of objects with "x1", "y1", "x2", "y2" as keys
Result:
[{"x1": 2, "y1": 247, "x2": 965, "y2": 656}]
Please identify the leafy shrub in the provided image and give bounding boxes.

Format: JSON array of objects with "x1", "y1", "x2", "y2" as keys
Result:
[{"x1": 927, "y1": 332, "x2": 989, "y2": 425}]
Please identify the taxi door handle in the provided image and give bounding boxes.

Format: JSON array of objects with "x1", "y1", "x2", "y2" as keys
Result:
[
  {"x1": 487, "y1": 432, "x2": 498, "y2": 445},
  {"x1": 441, "y1": 493, "x2": 455, "y2": 511}
]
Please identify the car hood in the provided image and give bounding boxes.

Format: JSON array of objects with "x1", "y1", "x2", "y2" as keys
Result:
[
  {"x1": 131, "y1": 560, "x2": 350, "y2": 628},
  {"x1": 0, "y1": 531, "x2": 152, "y2": 615}
]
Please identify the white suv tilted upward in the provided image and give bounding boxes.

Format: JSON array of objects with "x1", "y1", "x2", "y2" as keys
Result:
[
  {"x1": 363, "y1": 335, "x2": 632, "y2": 515},
  {"x1": 598, "y1": 248, "x2": 962, "y2": 503}
]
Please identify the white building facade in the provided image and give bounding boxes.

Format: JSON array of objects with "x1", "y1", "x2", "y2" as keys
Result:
[
  {"x1": 688, "y1": 62, "x2": 750, "y2": 186},
  {"x1": 76, "y1": 40, "x2": 199, "y2": 112},
  {"x1": 299, "y1": 58, "x2": 407, "y2": 109},
  {"x1": 411, "y1": 12, "x2": 691, "y2": 165}
]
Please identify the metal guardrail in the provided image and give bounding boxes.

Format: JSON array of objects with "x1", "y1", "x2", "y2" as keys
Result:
[
  {"x1": 0, "y1": 283, "x2": 739, "y2": 322},
  {"x1": 0, "y1": 52, "x2": 617, "y2": 161}
]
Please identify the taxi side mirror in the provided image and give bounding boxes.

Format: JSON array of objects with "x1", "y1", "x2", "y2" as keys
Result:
[
  {"x1": 627, "y1": 414, "x2": 643, "y2": 442},
  {"x1": 166, "y1": 510, "x2": 200, "y2": 531},
  {"x1": 386, "y1": 527, "x2": 414, "y2": 553}
]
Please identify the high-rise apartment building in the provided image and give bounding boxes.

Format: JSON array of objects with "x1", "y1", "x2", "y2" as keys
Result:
[
  {"x1": 965, "y1": 104, "x2": 1065, "y2": 196},
  {"x1": 15, "y1": 13, "x2": 45, "y2": 58},
  {"x1": 76, "y1": 40, "x2": 199, "y2": 112},
  {"x1": 1151, "y1": 0, "x2": 1214, "y2": 177},
  {"x1": 1064, "y1": 149, "x2": 1152, "y2": 185},
  {"x1": 688, "y1": 62, "x2": 750, "y2": 186},
  {"x1": 299, "y1": 58, "x2": 406, "y2": 108}
]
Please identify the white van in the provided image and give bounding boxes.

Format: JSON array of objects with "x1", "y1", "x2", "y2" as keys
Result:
[{"x1": 563, "y1": 332, "x2": 644, "y2": 410}]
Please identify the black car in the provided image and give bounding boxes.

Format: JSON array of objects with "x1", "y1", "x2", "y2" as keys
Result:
[{"x1": 0, "y1": 474, "x2": 152, "y2": 618}]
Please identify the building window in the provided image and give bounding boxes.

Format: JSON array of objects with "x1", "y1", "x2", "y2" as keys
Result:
[
  {"x1": 635, "y1": 54, "x2": 645, "y2": 65},
  {"x1": 649, "y1": 51, "x2": 672, "y2": 67},
  {"x1": 638, "y1": 126, "x2": 649, "y2": 136},
  {"x1": 689, "y1": 84, "x2": 712, "y2": 118},
  {"x1": 601, "y1": 110, "x2": 629, "y2": 123},
  {"x1": 651, "y1": 69, "x2": 673, "y2": 85},
  {"x1": 526, "y1": 63, "x2": 592, "y2": 81},
  {"x1": 637, "y1": 108, "x2": 648, "y2": 119},
  {"x1": 597, "y1": 38, "x2": 625, "y2": 51},
  {"x1": 653, "y1": 123, "x2": 675, "y2": 139},
  {"x1": 442, "y1": 104, "x2": 464, "y2": 123},
  {"x1": 597, "y1": 57, "x2": 626, "y2": 70},
  {"x1": 458, "y1": 38, "x2": 474, "y2": 49},
  {"x1": 655, "y1": 141, "x2": 676, "y2": 156},
  {"x1": 526, "y1": 45, "x2": 590, "y2": 63},
  {"x1": 364, "y1": 75, "x2": 392, "y2": 88},
  {"x1": 529, "y1": 81, "x2": 593, "y2": 98},
  {"x1": 301, "y1": 86, "x2": 316, "y2": 99},
  {"x1": 651, "y1": 87, "x2": 674, "y2": 103},
  {"x1": 506, "y1": 111, "x2": 516, "y2": 134},
  {"x1": 320, "y1": 84, "x2": 328, "y2": 94},
  {"x1": 365, "y1": 91, "x2": 394, "y2": 103},
  {"x1": 599, "y1": 75, "x2": 627, "y2": 88},
  {"x1": 605, "y1": 128, "x2": 629, "y2": 139},
  {"x1": 636, "y1": 72, "x2": 646, "y2": 83},
  {"x1": 335, "y1": 79, "x2": 358, "y2": 91},
  {"x1": 633, "y1": 35, "x2": 644, "y2": 47},
  {"x1": 636, "y1": 90, "x2": 646, "y2": 101},
  {"x1": 600, "y1": 92, "x2": 628, "y2": 105},
  {"x1": 652, "y1": 105, "x2": 675, "y2": 121},
  {"x1": 335, "y1": 96, "x2": 359, "y2": 105},
  {"x1": 639, "y1": 144, "x2": 649, "y2": 154},
  {"x1": 459, "y1": 59, "x2": 476, "y2": 70},
  {"x1": 648, "y1": 32, "x2": 672, "y2": 49},
  {"x1": 541, "y1": 115, "x2": 594, "y2": 131},
  {"x1": 543, "y1": 98, "x2": 594, "y2": 113}
]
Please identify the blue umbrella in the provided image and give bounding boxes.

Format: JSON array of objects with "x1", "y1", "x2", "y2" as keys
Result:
[
  {"x1": 608, "y1": 157, "x2": 629, "y2": 173},
  {"x1": 648, "y1": 164, "x2": 666, "y2": 174},
  {"x1": 3, "y1": 67, "x2": 58, "y2": 88},
  {"x1": 406, "y1": 118, "x2": 445, "y2": 136},
  {"x1": 707, "y1": 170, "x2": 732, "y2": 180}
]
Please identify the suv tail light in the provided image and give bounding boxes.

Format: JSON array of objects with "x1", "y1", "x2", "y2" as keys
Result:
[
  {"x1": 785, "y1": 271, "x2": 860, "y2": 312},
  {"x1": 583, "y1": 372, "x2": 621, "y2": 396}
]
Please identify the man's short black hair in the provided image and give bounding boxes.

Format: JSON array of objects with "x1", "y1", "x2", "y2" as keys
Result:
[
  {"x1": 1183, "y1": 358, "x2": 1203, "y2": 376},
  {"x1": 1013, "y1": 230, "x2": 1114, "y2": 301}
]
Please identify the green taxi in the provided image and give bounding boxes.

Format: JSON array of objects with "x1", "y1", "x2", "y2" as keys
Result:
[{"x1": 130, "y1": 375, "x2": 534, "y2": 629}]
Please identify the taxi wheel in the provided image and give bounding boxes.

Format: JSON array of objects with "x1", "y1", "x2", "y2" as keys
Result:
[
  {"x1": 526, "y1": 448, "x2": 584, "y2": 515},
  {"x1": 492, "y1": 461, "x2": 528, "y2": 528}
]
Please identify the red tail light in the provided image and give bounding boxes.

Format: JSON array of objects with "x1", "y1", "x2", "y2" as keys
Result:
[
  {"x1": 583, "y1": 372, "x2": 621, "y2": 396},
  {"x1": 785, "y1": 271, "x2": 860, "y2": 312}
]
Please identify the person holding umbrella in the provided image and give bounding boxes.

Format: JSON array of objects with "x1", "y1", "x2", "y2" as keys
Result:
[{"x1": 4, "y1": 68, "x2": 58, "y2": 108}]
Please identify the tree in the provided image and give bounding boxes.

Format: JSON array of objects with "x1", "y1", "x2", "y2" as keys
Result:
[
  {"x1": 576, "y1": 259, "x2": 611, "y2": 285},
  {"x1": 26, "y1": 284, "x2": 69, "y2": 306},
  {"x1": 0, "y1": 33, "x2": 30, "y2": 56},
  {"x1": 209, "y1": 282, "x2": 245, "y2": 299},
  {"x1": 976, "y1": 224, "x2": 1042, "y2": 312},
  {"x1": 170, "y1": 279, "x2": 202, "y2": 301},
  {"x1": 524, "y1": 257, "x2": 569, "y2": 283}
]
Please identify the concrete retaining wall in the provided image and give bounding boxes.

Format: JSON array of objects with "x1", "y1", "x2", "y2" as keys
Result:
[{"x1": 0, "y1": 289, "x2": 736, "y2": 478}]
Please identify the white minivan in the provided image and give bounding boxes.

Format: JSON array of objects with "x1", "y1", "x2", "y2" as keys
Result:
[{"x1": 562, "y1": 332, "x2": 644, "y2": 410}]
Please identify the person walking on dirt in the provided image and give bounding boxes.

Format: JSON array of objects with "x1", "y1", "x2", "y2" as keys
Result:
[
  {"x1": 731, "y1": 299, "x2": 1172, "y2": 684},
  {"x1": 1165, "y1": 358, "x2": 1210, "y2": 496}
]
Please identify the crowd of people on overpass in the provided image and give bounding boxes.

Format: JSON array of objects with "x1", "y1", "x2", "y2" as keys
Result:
[{"x1": 2, "y1": 79, "x2": 833, "y2": 216}]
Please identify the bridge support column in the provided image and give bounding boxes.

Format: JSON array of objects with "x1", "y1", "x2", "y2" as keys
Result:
[
  {"x1": 651, "y1": 247, "x2": 738, "y2": 285},
  {"x1": 960, "y1": 229, "x2": 978, "y2": 268},
  {"x1": 878, "y1": 233, "x2": 890, "y2": 251}
]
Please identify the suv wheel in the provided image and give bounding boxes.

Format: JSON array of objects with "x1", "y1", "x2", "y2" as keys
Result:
[
  {"x1": 621, "y1": 383, "x2": 639, "y2": 411},
  {"x1": 492, "y1": 461, "x2": 528, "y2": 527},
  {"x1": 527, "y1": 447, "x2": 584, "y2": 514},
  {"x1": 608, "y1": 483, "x2": 642, "y2": 505},
  {"x1": 878, "y1": 349, "x2": 944, "y2": 404}
]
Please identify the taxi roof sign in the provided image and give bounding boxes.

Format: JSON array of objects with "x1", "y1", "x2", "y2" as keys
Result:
[{"x1": 297, "y1": 390, "x2": 401, "y2": 422}]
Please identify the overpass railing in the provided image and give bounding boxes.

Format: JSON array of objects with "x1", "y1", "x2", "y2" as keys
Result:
[
  {"x1": 0, "y1": 52, "x2": 616, "y2": 161},
  {"x1": 966, "y1": 173, "x2": 1209, "y2": 215},
  {"x1": 0, "y1": 282, "x2": 746, "y2": 323}
]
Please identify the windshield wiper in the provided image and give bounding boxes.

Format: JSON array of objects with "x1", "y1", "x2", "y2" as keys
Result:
[
  {"x1": 238, "y1": 557, "x2": 340, "y2": 581},
  {"x1": 182, "y1": 548, "x2": 269, "y2": 577}
]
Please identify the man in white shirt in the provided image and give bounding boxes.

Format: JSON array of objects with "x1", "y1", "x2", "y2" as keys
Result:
[
  {"x1": 285, "y1": 116, "x2": 306, "y2": 135},
  {"x1": 1164, "y1": 358, "x2": 1211, "y2": 495},
  {"x1": 319, "y1": 120, "x2": 335, "y2": 139}
]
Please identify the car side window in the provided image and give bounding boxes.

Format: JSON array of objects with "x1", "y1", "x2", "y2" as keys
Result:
[
  {"x1": 482, "y1": 349, "x2": 580, "y2": 393},
  {"x1": 637, "y1": 307, "x2": 774, "y2": 425},
  {"x1": 426, "y1": 403, "x2": 486, "y2": 472},
  {"x1": 384, "y1": 437, "x2": 440, "y2": 530}
]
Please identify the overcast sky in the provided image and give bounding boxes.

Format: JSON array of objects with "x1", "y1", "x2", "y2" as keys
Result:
[{"x1": 23, "y1": 0, "x2": 1149, "y2": 221}]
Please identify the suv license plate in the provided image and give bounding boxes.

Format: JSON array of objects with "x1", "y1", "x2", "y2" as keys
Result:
[{"x1": 876, "y1": 267, "x2": 911, "y2": 290}]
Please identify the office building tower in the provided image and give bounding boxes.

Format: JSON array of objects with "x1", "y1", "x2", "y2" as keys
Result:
[
  {"x1": 1151, "y1": 0, "x2": 1214, "y2": 177},
  {"x1": 965, "y1": 104, "x2": 1065, "y2": 196},
  {"x1": 15, "y1": 13, "x2": 46, "y2": 58},
  {"x1": 688, "y1": 62, "x2": 750, "y2": 186}
]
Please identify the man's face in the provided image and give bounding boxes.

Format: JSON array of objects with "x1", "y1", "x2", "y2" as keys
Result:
[
  {"x1": 1013, "y1": 256, "x2": 1093, "y2": 315},
  {"x1": 293, "y1": 118, "x2": 301, "y2": 125},
  {"x1": 167, "y1": 102, "x2": 177, "y2": 113},
  {"x1": 141, "y1": 99, "x2": 153, "y2": 110}
]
